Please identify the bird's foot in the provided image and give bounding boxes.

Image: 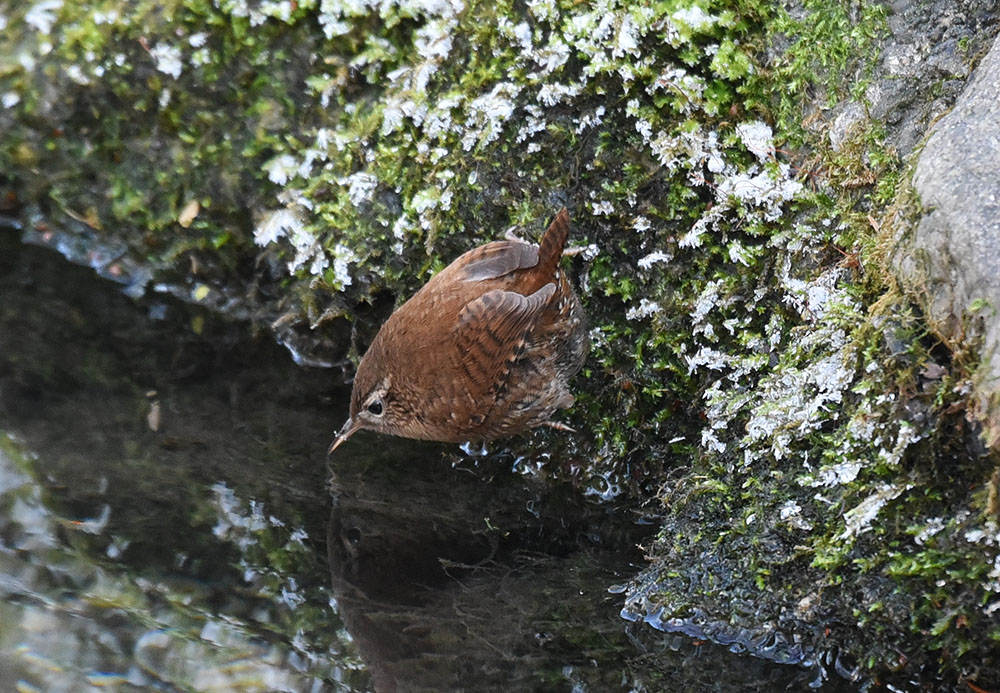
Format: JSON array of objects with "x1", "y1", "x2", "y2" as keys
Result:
[
  {"x1": 504, "y1": 229, "x2": 586, "y2": 257},
  {"x1": 542, "y1": 420, "x2": 577, "y2": 433},
  {"x1": 504, "y1": 226, "x2": 530, "y2": 244},
  {"x1": 561, "y1": 244, "x2": 589, "y2": 257}
]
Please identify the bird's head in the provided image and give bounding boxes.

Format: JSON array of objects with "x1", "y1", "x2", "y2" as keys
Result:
[{"x1": 327, "y1": 346, "x2": 413, "y2": 453}]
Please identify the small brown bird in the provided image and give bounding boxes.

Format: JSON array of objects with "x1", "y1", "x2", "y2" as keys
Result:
[{"x1": 328, "y1": 207, "x2": 588, "y2": 452}]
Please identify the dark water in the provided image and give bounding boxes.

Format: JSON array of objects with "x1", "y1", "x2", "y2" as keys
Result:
[{"x1": 0, "y1": 229, "x2": 859, "y2": 691}]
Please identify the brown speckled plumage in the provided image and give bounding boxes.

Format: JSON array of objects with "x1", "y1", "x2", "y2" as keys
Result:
[{"x1": 329, "y1": 208, "x2": 588, "y2": 451}]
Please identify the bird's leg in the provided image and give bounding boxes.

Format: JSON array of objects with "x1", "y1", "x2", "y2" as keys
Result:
[
  {"x1": 561, "y1": 244, "x2": 590, "y2": 257},
  {"x1": 506, "y1": 226, "x2": 589, "y2": 257},
  {"x1": 504, "y1": 226, "x2": 529, "y2": 244},
  {"x1": 541, "y1": 421, "x2": 577, "y2": 433}
]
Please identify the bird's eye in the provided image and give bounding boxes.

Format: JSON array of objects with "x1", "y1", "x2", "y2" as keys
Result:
[{"x1": 366, "y1": 399, "x2": 383, "y2": 416}]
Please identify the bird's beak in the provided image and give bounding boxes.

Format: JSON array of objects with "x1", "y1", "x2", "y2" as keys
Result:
[{"x1": 327, "y1": 418, "x2": 361, "y2": 455}]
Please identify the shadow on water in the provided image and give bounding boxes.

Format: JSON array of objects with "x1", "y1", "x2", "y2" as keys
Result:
[{"x1": 0, "y1": 226, "x2": 861, "y2": 691}]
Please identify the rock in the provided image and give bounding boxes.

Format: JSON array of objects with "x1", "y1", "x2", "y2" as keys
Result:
[
  {"x1": 825, "y1": 0, "x2": 998, "y2": 159},
  {"x1": 897, "y1": 33, "x2": 1000, "y2": 447}
]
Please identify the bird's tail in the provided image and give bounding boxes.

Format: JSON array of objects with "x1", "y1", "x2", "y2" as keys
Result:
[{"x1": 536, "y1": 207, "x2": 570, "y2": 280}]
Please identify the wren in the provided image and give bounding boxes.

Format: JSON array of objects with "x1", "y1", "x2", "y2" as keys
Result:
[{"x1": 328, "y1": 208, "x2": 588, "y2": 452}]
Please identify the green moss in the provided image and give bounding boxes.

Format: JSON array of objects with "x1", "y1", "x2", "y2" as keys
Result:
[{"x1": 741, "y1": 0, "x2": 890, "y2": 146}]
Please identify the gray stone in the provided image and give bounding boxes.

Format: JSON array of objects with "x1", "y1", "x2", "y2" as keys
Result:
[
  {"x1": 898, "y1": 33, "x2": 1000, "y2": 445},
  {"x1": 875, "y1": 0, "x2": 996, "y2": 157},
  {"x1": 829, "y1": 102, "x2": 866, "y2": 152},
  {"x1": 821, "y1": 1, "x2": 998, "y2": 162}
]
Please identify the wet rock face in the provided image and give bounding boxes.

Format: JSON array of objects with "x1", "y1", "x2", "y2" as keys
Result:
[
  {"x1": 878, "y1": 0, "x2": 1000, "y2": 154},
  {"x1": 828, "y1": 0, "x2": 1000, "y2": 158},
  {"x1": 898, "y1": 34, "x2": 1000, "y2": 446}
]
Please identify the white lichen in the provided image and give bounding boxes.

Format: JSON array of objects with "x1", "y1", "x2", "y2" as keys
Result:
[
  {"x1": 914, "y1": 517, "x2": 945, "y2": 545},
  {"x1": 626, "y1": 298, "x2": 662, "y2": 321},
  {"x1": 253, "y1": 207, "x2": 335, "y2": 279},
  {"x1": 779, "y1": 500, "x2": 813, "y2": 530},
  {"x1": 690, "y1": 280, "x2": 722, "y2": 331},
  {"x1": 877, "y1": 420, "x2": 922, "y2": 467},
  {"x1": 537, "y1": 81, "x2": 583, "y2": 107},
  {"x1": 344, "y1": 171, "x2": 379, "y2": 207},
  {"x1": 802, "y1": 460, "x2": 862, "y2": 487},
  {"x1": 687, "y1": 346, "x2": 729, "y2": 373},
  {"x1": 329, "y1": 243, "x2": 357, "y2": 286},
  {"x1": 637, "y1": 251, "x2": 672, "y2": 270},
  {"x1": 25, "y1": 0, "x2": 63, "y2": 35},
  {"x1": 149, "y1": 43, "x2": 183, "y2": 79},
  {"x1": 714, "y1": 166, "x2": 803, "y2": 221},
  {"x1": 839, "y1": 483, "x2": 913, "y2": 540},
  {"x1": 526, "y1": 0, "x2": 557, "y2": 21},
  {"x1": 613, "y1": 14, "x2": 640, "y2": 58},
  {"x1": 672, "y1": 6, "x2": 715, "y2": 32},
  {"x1": 633, "y1": 215, "x2": 651, "y2": 232},
  {"x1": 461, "y1": 82, "x2": 520, "y2": 151},
  {"x1": 265, "y1": 154, "x2": 299, "y2": 186},
  {"x1": 735, "y1": 120, "x2": 775, "y2": 163},
  {"x1": 591, "y1": 200, "x2": 614, "y2": 216},
  {"x1": 254, "y1": 208, "x2": 300, "y2": 247}
]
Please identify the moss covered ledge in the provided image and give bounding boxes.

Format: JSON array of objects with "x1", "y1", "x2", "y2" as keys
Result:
[{"x1": 2, "y1": 0, "x2": 999, "y2": 687}]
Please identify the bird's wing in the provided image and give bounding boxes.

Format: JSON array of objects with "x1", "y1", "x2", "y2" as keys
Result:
[
  {"x1": 450, "y1": 283, "x2": 556, "y2": 411},
  {"x1": 455, "y1": 240, "x2": 538, "y2": 282}
]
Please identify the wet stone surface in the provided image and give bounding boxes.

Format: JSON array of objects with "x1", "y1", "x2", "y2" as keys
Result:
[{"x1": 0, "y1": 228, "x2": 860, "y2": 691}]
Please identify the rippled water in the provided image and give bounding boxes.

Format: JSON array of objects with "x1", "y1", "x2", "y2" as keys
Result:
[{"x1": 0, "y1": 230, "x2": 860, "y2": 691}]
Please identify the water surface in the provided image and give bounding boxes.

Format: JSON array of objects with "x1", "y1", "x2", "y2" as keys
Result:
[{"x1": 0, "y1": 230, "x2": 858, "y2": 691}]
